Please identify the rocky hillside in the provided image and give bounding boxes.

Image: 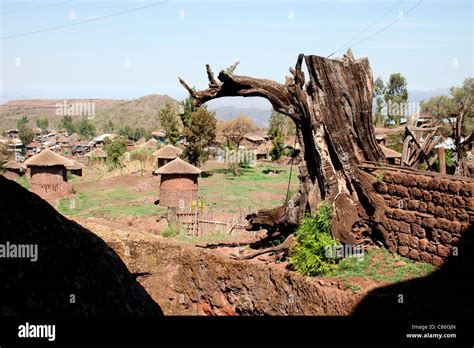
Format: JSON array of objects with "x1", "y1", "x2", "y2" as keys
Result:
[
  {"x1": 0, "y1": 176, "x2": 163, "y2": 317},
  {"x1": 0, "y1": 94, "x2": 180, "y2": 133}
]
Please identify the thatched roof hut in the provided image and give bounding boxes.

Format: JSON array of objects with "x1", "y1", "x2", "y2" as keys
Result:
[
  {"x1": 24, "y1": 149, "x2": 74, "y2": 200},
  {"x1": 66, "y1": 160, "x2": 85, "y2": 176},
  {"x1": 85, "y1": 147, "x2": 107, "y2": 163},
  {"x1": 154, "y1": 158, "x2": 201, "y2": 208},
  {"x1": 153, "y1": 144, "x2": 183, "y2": 168},
  {"x1": 25, "y1": 148, "x2": 75, "y2": 167},
  {"x1": 138, "y1": 138, "x2": 159, "y2": 149},
  {"x1": 2, "y1": 160, "x2": 26, "y2": 180}
]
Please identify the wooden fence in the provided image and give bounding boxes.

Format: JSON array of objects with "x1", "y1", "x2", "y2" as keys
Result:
[{"x1": 169, "y1": 205, "x2": 249, "y2": 237}]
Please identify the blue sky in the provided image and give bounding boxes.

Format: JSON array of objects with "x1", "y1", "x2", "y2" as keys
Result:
[{"x1": 0, "y1": 0, "x2": 472, "y2": 103}]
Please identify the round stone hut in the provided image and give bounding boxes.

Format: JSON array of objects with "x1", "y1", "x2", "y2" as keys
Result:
[
  {"x1": 154, "y1": 157, "x2": 201, "y2": 208},
  {"x1": 85, "y1": 147, "x2": 107, "y2": 164},
  {"x1": 2, "y1": 160, "x2": 26, "y2": 180},
  {"x1": 153, "y1": 144, "x2": 183, "y2": 168},
  {"x1": 24, "y1": 148, "x2": 74, "y2": 200}
]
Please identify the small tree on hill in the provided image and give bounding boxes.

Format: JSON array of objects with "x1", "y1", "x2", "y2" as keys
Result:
[
  {"x1": 36, "y1": 118, "x2": 49, "y2": 134},
  {"x1": 159, "y1": 102, "x2": 180, "y2": 145},
  {"x1": 61, "y1": 115, "x2": 76, "y2": 135},
  {"x1": 17, "y1": 115, "x2": 29, "y2": 130},
  {"x1": 18, "y1": 125, "x2": 34, "y2": 146},
  {"x1": 222, "y1": 115, "x2": 257, "y2": 148},
  {"x1": 384, "y1": 73, "x2": 408, "y2": 126},
  {"x1": 77, "y1": 117, "x2": 96, "y2": 139},
  {"x1": 182, "y1": 106, "x2": 217, "y2": 166},
  {"x1": 103, "y1": 136, "x2": 128, "y2": 166},
  {"x1": 269, "y1": 128, "x2": 285, "y2": 161}
]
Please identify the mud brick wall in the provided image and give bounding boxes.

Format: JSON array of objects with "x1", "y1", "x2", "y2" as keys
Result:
[
  {"x1": 158, "y1": 174, "x2": 199, "y2": 208},
  {"x1": 369, "y1": 168, "x2": 473, "y2": 266}
]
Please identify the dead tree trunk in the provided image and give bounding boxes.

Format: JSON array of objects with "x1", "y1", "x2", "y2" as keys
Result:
[
  {"x1": 453, "y1": 103, "x2": 472, "y2": 178},
  {"x1": 179, "y1": 50, "x2": 387, "y2": 244}
]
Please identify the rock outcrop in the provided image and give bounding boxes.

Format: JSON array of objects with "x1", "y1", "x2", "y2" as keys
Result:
[{"x1": 0, "y1": 176, "x2": 163, "y2": 317}]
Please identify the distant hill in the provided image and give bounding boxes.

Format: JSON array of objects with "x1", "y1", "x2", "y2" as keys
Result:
[
  {"x1": 0, "y1": 89, "x2": 453, "y2": 133},
  {"x1": 408, "y1": 89, "x2": 450, "y2": 104},
  {"x1": 210, "y1": 106, "x2": 272, "y2": 128},
  {"x1": 93, "y1": 94, "x2": 180, "y2": 131},
  {"x1": 0, "y1": 94, "x2": 180, "y2": 133},
  {"x1": 0, "y1": 98, "x2": 125, "y2": 131}
]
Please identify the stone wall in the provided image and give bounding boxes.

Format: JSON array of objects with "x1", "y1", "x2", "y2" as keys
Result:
[{"x1": 363, "y1": 165, "x2": 473, "y2": 266}]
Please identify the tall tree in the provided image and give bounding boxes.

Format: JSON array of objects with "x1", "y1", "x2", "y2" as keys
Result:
[
  {"x1": 182, "y1": 105, "x2": 217, "y2": 166},
  {"x1": 180, "y1": 94, "x2": 197, "y2": 128},
  {"x1": 268, "y1": 111, "x2": 295, "y2": 139},
  {"x1": 269, "y1": 128, "x2": 284, "y2": 161},
  {"x1": 103, "y1": 136, "x2": 128, "y2": 166},
  {"x1": 104, "y1": 119, "x2": 115, "y2": 133},
  {"x1": 18, "y1": 125, "x2": 34, "y2": 146},
  {"x1": 61, "y1": 115, "x2": 76, "y2": 135},
  {"x1": 36, "y1": 118, "x2": 49, "y2": 134},
  {"x1": 159, "y1": 102, "x2": 180, "y2": 145},
  {"x1": 17, "y1": 115, "x2": 28, "y2": 130},
  {"x1": 76, "y1": 117, "x2": 96, "y2": 139},
  {"x1": 221, "y1": 115, "x2": 257, "y2": 148},
  {"x1": 384, "y1": 73, "x2": 408, "y2": 126},
  {"x1": 373, "y1": 77, "x2": 386, "y2": 126}
]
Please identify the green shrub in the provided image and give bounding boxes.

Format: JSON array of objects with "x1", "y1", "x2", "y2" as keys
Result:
[
  {"x1": 161, "y1": 227, "x2": 178, "y2": 238},
  {"x1": 288, "y1": 202, "x2": 339, "y2": 276}
]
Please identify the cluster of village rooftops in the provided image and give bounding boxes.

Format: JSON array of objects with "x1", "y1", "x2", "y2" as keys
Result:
[{"x1": 0, "y1": 127, "x2": 301, "y2": 207}]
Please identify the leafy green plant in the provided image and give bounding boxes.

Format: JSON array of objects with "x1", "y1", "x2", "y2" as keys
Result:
[
  {"x1": 375, "y1": 165, "x2": 387, "y2": 183},
  {"x1": 161, "y1": 226, "x2": 179, "y2": 238},
  {"x1": 288, "y1": 202, "x2": 339, "y2": 276}
]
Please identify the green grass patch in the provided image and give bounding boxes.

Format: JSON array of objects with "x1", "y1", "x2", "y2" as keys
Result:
[
  {"x1": 15, "y1": 175, "x2": 30, "y2": 190},
  {"x1": 58, "y1": 188, "x2": 165, "y2": 219},
  {"x1": 328, "y1": 247, "x2": 437, "y2": 283}
]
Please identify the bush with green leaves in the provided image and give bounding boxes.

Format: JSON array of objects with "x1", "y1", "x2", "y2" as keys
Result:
[{"x1": 288, "y1": 203, "x2": 340, "y2": 276}]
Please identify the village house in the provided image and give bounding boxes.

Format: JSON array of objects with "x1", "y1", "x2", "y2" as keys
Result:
[
  {"x1": 24, "y1": 148, "x2": 74, "y2": 200},
  {"x1": 256, "y1": 141, "x2": 271, "y2": 160},
  {"x1": 85, "y1": 147, "x2": 107, "y2": 163},
  {"x1": 153, "y1": 144, "x2": 183, "y2": 168},
  {"x1": 1, "y1": 160, "x2": 26, "y2": 180},
  {"x1": 66, "y1": 160, "x2": 85, "y2": 176},
  {"x1": 6, "y1": 129, "x2": 19, "y2": 139},
  {"x1": 154, "y1": 157, "x2": 201, "y2": 208},
  {"x1": 138, "y1": 138, "x2": 159, "y2": 149},
  {"x1": 93, "y1": 133, "x2": 117, "y2": 147},
  {"x1": 71, "y1": 141, "x2": 90, "y2": 156},
  {"x1": 26, "y1": 141, "x2": 41, "y2": 155},
  {"x1": 240, "y1": 132, "x2": 266, "y2": 149},
  {"x1": 67, "y1": 132, "x2": 80, "y2": 143},
  {"x1": 7, "y1": 138, "x2": 23, "y2": 155}
]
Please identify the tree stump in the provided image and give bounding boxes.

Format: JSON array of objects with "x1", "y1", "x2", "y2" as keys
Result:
[{"x1": 179, "y1": 50, "x2": 387, "y2": 245}]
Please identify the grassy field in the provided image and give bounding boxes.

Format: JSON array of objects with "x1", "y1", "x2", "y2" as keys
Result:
[
  {"x1": 58, "y1": 188, "x2": 166, "y2": 219},
  {"x1": 57, "y1": 162, "x2": 299, "y2": 221},
  {"x1": 199, "y1": 164, "x2": 299, "y2": 214}
]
